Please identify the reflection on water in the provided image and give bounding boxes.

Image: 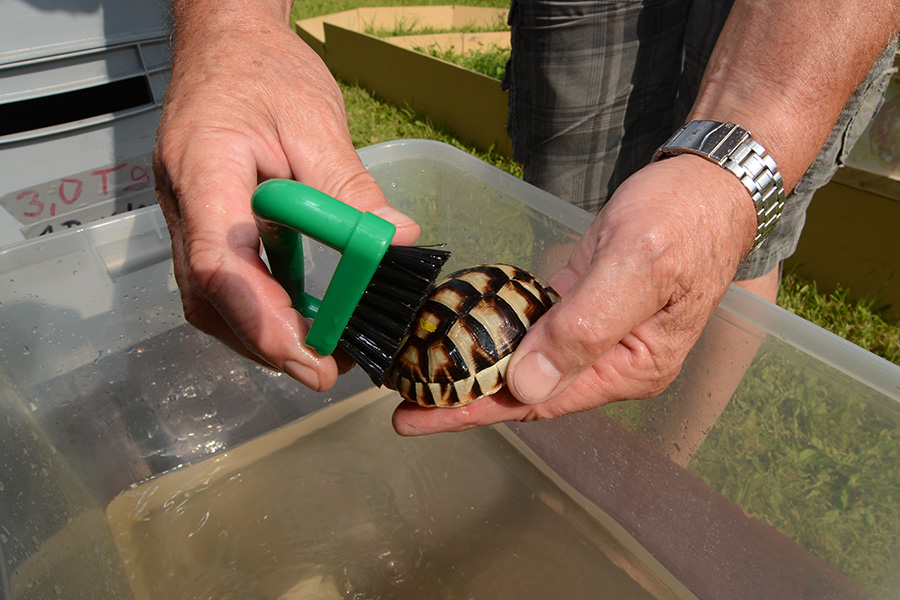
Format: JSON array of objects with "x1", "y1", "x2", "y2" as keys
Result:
[{"x1": 107, "y1": 390, "x2": 684, "y2": 600}]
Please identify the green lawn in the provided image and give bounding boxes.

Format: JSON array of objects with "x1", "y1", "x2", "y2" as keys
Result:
[{"x1": 779, "y1": 270, "x2": 899, "y2": 365}]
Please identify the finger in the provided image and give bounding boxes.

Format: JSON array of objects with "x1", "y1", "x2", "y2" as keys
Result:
[
  {"x1": 390, "y1": 364, "x2": 623, "y2": 436},
  {"x1": 391, "y1": 390, "x2": 535, "y2": 436},
  {"x1": 163, "y1": 209, "x2": 278, "y2": 369},
  {"x1": 505, "y1": 235, "x2": 670, "y2": 406},
  {"x1": 300, "y1": 154, "x2": 422, "y2": 246},
  {"x1": 169, "y1": 139, "x2": 340, "y2": 391},
  {"x1": 327, "y1": 166, "x2": 421, "y2": 247},
  {"x1": 155, "y1": 160, "x2": 266, "y2": 366},
  {"x1": 276, "y1": 100, "x2": 422, "y2": 247},
  {"x1": 332, "y1": 348, "x2": 357, "y2": 375}
]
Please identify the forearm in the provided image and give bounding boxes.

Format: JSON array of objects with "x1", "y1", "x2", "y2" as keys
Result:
[
  {"x1": 688, "y1": 0, "x2": 900, "y2": 193},
  {"x1": 170, "y1": 0, "x2": 294, "y2": 55},
  {"x1": 171, "y1": 0, "x2": 293, "y2": 28}
]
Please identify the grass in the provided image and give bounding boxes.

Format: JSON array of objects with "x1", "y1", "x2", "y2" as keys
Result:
[
  {"x1": 417, "y1": 44, "x2": 510, "y2": 80},
  {"x1": 778, "y1": 270, "x2": 899, "y2": 365},
  {"x1": 688, "y1": 350, "x2": 900, "y2": 595},
  {"x1": 341, "y1": 81, "x2": 520, "y2": 176},
  {"x1": 367, "y1": 22, "x2": 507, "y2": 36},
  {"x1": 363, "y1": 18, "x2": 509, "y2": 38}
]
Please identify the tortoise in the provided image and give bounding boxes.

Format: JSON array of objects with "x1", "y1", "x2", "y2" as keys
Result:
[{"x1": 385, "y1": 264, "x2": 560, "y2": 407}]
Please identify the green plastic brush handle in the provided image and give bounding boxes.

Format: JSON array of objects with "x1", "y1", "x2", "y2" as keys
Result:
[{"x1": 251, "y1": 179, "x2": 396, "y2": 356}]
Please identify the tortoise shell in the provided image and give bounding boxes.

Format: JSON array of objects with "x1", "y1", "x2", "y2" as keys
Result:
[{"x1": 385, "y1": 264, "x2": 560, "y2": 407}]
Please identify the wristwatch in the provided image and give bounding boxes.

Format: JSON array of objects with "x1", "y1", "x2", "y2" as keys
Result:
[{"x1": 652, "y1": 120, "x2": 785, "y2": 252}]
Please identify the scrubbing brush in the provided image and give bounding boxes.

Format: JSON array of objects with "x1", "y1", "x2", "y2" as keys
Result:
[{"x1": 252, "y1": 179, "x2": 450, "y2": 385}]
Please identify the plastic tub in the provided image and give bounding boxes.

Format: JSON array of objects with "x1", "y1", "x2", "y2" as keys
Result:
[
  {"x1": 0, "y1": 0, "x2": 171, "y2": 247},
  {"x1": 1, "y1": 140, "x2": 898, "y2": 599}
]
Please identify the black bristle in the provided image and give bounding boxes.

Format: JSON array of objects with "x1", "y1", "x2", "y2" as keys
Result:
[{"x1": 338, "y1": 245, "x2": 450, "y2": 385}]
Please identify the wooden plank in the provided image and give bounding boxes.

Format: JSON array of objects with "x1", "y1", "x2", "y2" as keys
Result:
[
  {"x1": 386, "y1": 31, "x2": 510, "y2": 53},
  {"x1": 296, "y1": 5, "x2": 508, "y2": 48},
  {"x1": 507, "y1": 411, "x2": 871, "y2": 599},
  {"x1": 831, "y1": 164, "x2": 900, "y2": 202},
  {"x1": 324, "y1": 24, "x2": 511, "y2": 156},
  {"x1": 448, "y1": 5, "x2": 508, "y2": 28},
  {"x1": 787, "y1": 178, "x2": 900, "y2": 320}
]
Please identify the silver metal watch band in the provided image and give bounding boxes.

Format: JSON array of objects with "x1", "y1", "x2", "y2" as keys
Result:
[{"x1": 652, "y1": 120, "x2": 786, "y2": 252}]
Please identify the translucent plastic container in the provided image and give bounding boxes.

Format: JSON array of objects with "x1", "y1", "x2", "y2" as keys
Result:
[
  {"x1": 1, "y1": 140, "x2": 898, "y2": 599},
  {"x1": 0, "y1": 0, "x2": 170, "y2": 246}
]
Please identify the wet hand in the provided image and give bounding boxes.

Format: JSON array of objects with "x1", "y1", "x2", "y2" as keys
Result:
[
  {"x1": 392, "y1": 156, "x2": 756, "y2": 434},
  {"x1": 154, "y1": 14, "x2": 419, "y2": 391}
]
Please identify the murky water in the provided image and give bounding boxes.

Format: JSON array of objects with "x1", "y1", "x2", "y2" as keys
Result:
[{"x1": 106, "y1": 390, "x2": 687, "y2": 600}]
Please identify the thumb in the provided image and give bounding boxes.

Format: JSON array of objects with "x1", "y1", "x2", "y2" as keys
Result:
[
  {"x1": 504, "y1": 296, "x2": 596, "y2": 405},
  {"x1": 329, "y1": 169, "x2": 421, "y2": 247},
  {"x1": 504, "y1": 256, "x2": 658, "y2": 405},
  {"x1": 287, "y1": 147, "x2": 421, "y2": 247},
  {"x1": 506, "y1": 349, "x2": 564, "y2": 405}
]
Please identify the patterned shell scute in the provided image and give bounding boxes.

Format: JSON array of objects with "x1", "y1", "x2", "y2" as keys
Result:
[{"x1": 387, "y1": 264, "x2": 560, "y2": 407}]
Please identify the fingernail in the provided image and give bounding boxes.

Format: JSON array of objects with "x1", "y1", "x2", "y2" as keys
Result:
[
  {"x1": 511, "y1": 352, "x2": 561, "y2": 404},
  {"x1": 284, "y1": 360, "x2": 320, "y2": 391}
]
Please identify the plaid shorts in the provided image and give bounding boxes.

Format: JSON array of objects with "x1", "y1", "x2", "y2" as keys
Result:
[{"x1": 504, "y1": 0, "x2": 897, "y2": 279}]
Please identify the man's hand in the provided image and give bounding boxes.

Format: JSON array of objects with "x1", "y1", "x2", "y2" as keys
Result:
[
  {"x1": 393, "y1": 0, "x2": 899, "y2": 435},
  {"x1": 392, "y1": 155, "x2": 756, "y2": 435},
  {"x1": 155, "y1": 7, "x2": 419, "y2": 391}
]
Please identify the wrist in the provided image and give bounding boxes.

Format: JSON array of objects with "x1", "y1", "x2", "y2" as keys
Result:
[
  {"x1": 599, "y1": 156, "x2": 759, "y2": 268},
  {"x1": 685, "y1": 96, "x2": 797, "y2": 193},
  {"x1": 656, "y1": 154, "x2": 760, "y2": 258},
  {"x1": 653, "y1": 120, "x2": 786, "y2": 253},
  {"x1": 172, "y1": 0, "x2": 293, "y2": 48}
]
